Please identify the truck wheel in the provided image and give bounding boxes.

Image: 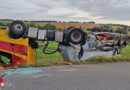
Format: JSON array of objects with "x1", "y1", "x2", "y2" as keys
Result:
[
  {"x1": 9, "y1": 21, "x2": 27, "y2": 39},
  {"x1": 64, "y1": 27, "x2": 84, "y2": 45},
  {"x1": 69, "y1": 29, "x2": 83, "y2": 44}
]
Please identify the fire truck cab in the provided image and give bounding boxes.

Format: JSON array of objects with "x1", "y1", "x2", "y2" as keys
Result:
[{"x1": 0, "y1": 26, "x2": 36, "y2": 68}]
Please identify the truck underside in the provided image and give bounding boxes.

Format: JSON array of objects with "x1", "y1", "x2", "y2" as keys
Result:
[{"x1": 0, "y1": 21, "x2": 130, "y2": 68}]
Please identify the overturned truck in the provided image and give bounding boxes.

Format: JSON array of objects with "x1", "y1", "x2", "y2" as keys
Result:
[{"x1": 0, "y1": 21, "x2": 130, "y2": 68}]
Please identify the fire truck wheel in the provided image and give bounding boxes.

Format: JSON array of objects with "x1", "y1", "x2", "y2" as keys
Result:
[
  {"x1": 69, "y1": 28, "x2": 84, "y2": 44},
  {"x1": 9, "y1": 21, "x2": 27, "y2": 39}
]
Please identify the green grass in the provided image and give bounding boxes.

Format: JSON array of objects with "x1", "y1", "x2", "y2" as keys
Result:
[
  {"x1": 0, "y1": 21, "x2": 12, "y2": 23},
  {"x1": 121, "y1": 44, "x2": 130, "y2": 57},
  {"x1": 0, "y1": 21, "x2": 12, "y2": 25},
  {"x1": 85, "y1": 44, "x2": 130, "y2": 63},
  {"x1": 35, "y1": 42, "x2": 65, "y2": 66},
  {"x1": 0, "y1": 41, "x2": 130, "y2": 67},
  {"x1": 34, "y1": 42, "x2": 130, "y2": 66}
]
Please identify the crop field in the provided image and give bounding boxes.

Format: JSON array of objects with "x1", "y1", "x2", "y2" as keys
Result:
[
  {"x1": 37, "y1": 22, "x2": 120, "y2": 31},
  {"x1": 36, "y1": 22, "x2": 129, "y2": 33},
  {"x1": 37, "y1": 22, "x2": 101, "y2": 30},
  {"x1": 0, "y1": 20, "x2": 120, "y2": 31}
]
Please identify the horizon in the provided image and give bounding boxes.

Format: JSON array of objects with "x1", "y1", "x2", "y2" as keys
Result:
[{"x1": 0, "y1": 19, "x2": 129, "y2": 26}]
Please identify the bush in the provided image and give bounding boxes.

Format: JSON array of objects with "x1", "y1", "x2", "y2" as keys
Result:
[
  {"x1": 30, "y1": 23, "x2": 37, "y2": 28},
  {"x1": 87, "y1": 28, "x2": 93, "y2": 31},
  {"x1": 44, "y1": 23, "x2": 56, "y2": 30},
  {"x1": 0, "y1": 22, "x2": 5, "y2": 26},
  {"x1": 38, "y1": 25, "x2": 44, "y2": 30},
  {"x1": 100, "y1": 25, "x2": 113, "y2": 31},
  {"x1": 115, "y1": 28, "x2": 128, "y2": 34}
]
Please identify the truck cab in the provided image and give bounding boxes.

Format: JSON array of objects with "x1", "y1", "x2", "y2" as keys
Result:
[{"x1": 0, "y1": 26, "x2": 36, "y2": 68}]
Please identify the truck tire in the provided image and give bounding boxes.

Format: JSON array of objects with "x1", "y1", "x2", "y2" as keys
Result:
[
  {"x1": 9, "y1": 21, "x2": 27, "y2": 39},
  {"x1": 64, "y1": 27, "x2": 84, "y2": 45}
]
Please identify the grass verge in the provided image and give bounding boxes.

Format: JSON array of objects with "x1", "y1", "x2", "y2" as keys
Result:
[{"x1": 33, "y1": 42, "x2": 130, "y2": 67}]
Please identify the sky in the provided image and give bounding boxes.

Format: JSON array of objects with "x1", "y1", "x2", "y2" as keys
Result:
[{"x1": 0, "y1": 0, "x2": 130, "y2": 25}]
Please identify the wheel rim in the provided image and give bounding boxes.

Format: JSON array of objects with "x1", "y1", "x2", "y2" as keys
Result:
[
  {"x1": 14, "y1": 24, "x2": 23, "y2": 32},
  {"x1": 71, "y1": 31, "x2": 82, "y2": 42}
]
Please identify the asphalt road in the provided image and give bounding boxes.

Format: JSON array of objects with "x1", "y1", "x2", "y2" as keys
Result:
[{"x1": 1, "y1": 62, "x2": 130, "y2": 90}]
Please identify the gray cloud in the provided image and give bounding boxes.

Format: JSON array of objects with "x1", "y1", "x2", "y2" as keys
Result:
[
  {"x1": 64, "y1": 0, "x2": 130, "y2": 20},
  {"x1": 0, "y1": 0, "x2": 130, "y2": 25}
]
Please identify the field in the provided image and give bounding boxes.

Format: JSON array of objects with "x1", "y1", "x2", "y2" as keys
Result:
[
  {"x1": 0, "y1": 20, "x2": 120, "y2": 31},
  {"x1": 37, "y1": 22, "x2": 129, "y2": 33},
  {"x1": 37, "y1": 22, "x2": 101, "y2": 30},
  {"x1": 37, "y1": 22, "x2": 121, "y2": 31}
]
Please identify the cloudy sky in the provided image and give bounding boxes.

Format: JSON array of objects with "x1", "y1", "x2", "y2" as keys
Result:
[{"x1": 0, "y1": 0, "x2": 130, "y2": 25}]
